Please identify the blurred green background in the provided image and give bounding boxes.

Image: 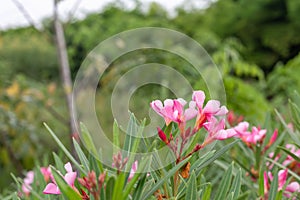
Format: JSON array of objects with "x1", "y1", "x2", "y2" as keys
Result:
[{"x1": 1, "y1": 0, "x2": 300, "y2": 193}]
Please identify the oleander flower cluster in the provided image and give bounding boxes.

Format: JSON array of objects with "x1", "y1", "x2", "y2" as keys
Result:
[
  {"x1": 150, "y1": 90, "x2": 278, "y2": 162},
  {"x1": 15, "y1": 90, "x2": 300, "y2": 199}
]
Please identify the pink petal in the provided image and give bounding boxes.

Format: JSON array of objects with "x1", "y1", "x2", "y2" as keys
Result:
[
  {"x1": 214, "y1": 129, "x2": 236, "y2": 140},
  {"x1": 22, "y1": 184, "x2": 32, "y2": 195},
  {"x1": 215, "y1": 106, "x2": 228, "y2": 116},
  {"x1": 278, "y1": 169, "x2": 288, "y2": 189},
  {"x1": 173, "y1": 100, "x2": 184, "y2": 117},
  {"x1": 203, "y1": 100, "x2": 221, "y2": 115},
  {"x1": 64, "y1": 162, "x2": 73, "y2": 173},
  {"x1": 64, "y1": 172, "x2": 77, "y2": 186},
  {"x1": 234, "y1": 122, "x2": 250, "y2": 135},
  {"x1": 24, "y1": 171, "x2": 34, "y2": 184},
  {"x1": 269, "y1": 129, "x2": 278, "y2": 144},
  {"x1": 184, "y1": 107, "x2": 198, "y2": 121},
  {"x1": 163, "y1": 99, "x2": 173, "y2": 107},
  {"x1": 150, "y1": 100, "x2": 163, "y2": 115},
  {"x1": 286, "y1": 182, "x2": 300, "y2": 193},
  {"x1": 128, "y1": 161, "x2": 138, "y2": 182},
  {"x1": 176, "y1": 98, "x2": 187, "y2": 106},
  {"x1": 264, "y1": 172, "x2": 269, "y2": 193},
  {"x1": 43, "y1": 183, "x2": 61, "y2": 194},
  {"x1": 192, "y1": 91, "x2": 205, "y2": 109}
]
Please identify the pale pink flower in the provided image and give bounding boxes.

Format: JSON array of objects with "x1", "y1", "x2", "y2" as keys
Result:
[
  {"x1": 192, "y1": 91, "x2": 228, "y2": 132},
  {"x1": 43, "y1": 162, "x2": 77, "y2": 195},
  {"x1": 40, "y1": 167, "x2": 51, "y2": 182},
  {"x1": 22, "y1": 171, "x2": 34, "y2": 196},
  {"x1": 233, "y1": 122, "x2": 266, "y2": 145},
  {"x1": 203, "y1": 117, "x2": 237, "y2": 143},
  {"x1": 285, "y1": 182, "x2": 300, "y2": 199},
  {"x1": 150, "y1": 98, "x2": 197, "y2": 126}
]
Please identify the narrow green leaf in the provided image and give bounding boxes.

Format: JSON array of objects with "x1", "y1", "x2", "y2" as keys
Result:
[
  {"x1": 214, "y1": 163, "x2": 233, "y2": 200},
  {"x1": 289, "y1": 100, "x2": 300, "y2": 131},
  {"x1": 236, "y1": 191, "x2": 250, "y2": 200},
  {"x1": 229, "y1": 168, "x2": 241, "y2": 199},
  {"x1": 278, "y1": 146, "x2": 300, "y2": 162},
  {"x1": 132, "y1": 174, "x2": 147, "y2": 200},
  {"x1": 190, "y1": 151, "x2": 215, "y2": 172},
  {"x1": 265, "y1": 158, "x2": 300, "y2": 182},
  {"x1": 2, "y1": 192, "x2": 20, "y2": 200},
  {"x1": 89, "y1": 153, "x2": 102, "y2": 175},
  {"x1": 51, "y1": 166, "x2": 81, "y2": 200},
  {"x1": 73, "y1": 138, "x2": 89, "y2": 173},
  {"x1": 268, "y1": 170, "x2": 278, "y2": 200},
  {"x1": 112, "y1": 172, "x2": 126, "y2": 200},
  {"x1": 100, "y1": 185, "x2": 106, "y2": 200},
  {"x1": 202, "y1": 183, "x2": 212, "y2": 200},
  {"x1": 258, "y1": 165, "x2": 265, "y2": 196},
  {"x1": 275, "y1": 109, "x2": 300, "y2": 144},
  {"x1": 293, "y1": 143, "x2": 300, "y2": 149},
  {"x1": 80, "y1": 122, "x2": 98, "y2": 156},
  {"x1": 44, "y1": 123, "x2": 85, "y2": 173},
  {"x1": 106, "y1": 177, "x2": 116, "y2": 200},
  {"x1": 10, "y1": 173, "x2": 21, "y2": 190},
  {"x1": 113, "y1": 119, "x2": 120, "y2": 154},
  {"x1": 53, "y1": 152, "x2": 66, "y2": 172},
  {"x1": 193, "y1": 140, "x2": 239, "y2": 175},
  {"x1": 141, "y1": 156, "x2": 191, "y2": 200},
  {"x1": 124, "y1": 113, "x2": 138, "y2": 155},
  {"x1": 185, "y1": 171, "x2": 197, "y2": 200},
  {"x1": 11, "y1": 193, "x2": 21, "y2": 200},
  {"x1": 275, "y1": 189, "x2": 282, "y2": 200}
]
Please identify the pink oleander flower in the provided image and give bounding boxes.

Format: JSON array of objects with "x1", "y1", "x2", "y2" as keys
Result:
[
  {"x1": 40, "y1": 166, "x2": 51, "y2": 182},
  {"x1": 22, "y1": 171, "x2": 34, "y2": 196},
  {"x1": 150, "y1": 98, "x2": 197, "y2": 127},
  {"x1": 192, "y1": 91, "x2": 228, "y2": 132},
  {"x1": 203, "y1": 117, "x2": 237, "y2": 144},
  {"x1": 233, "y1": 121, "x2": 266, "y2": 145},
  {"x1": 264, "y1": 169, "x2": 300, "y2": 199},
  {"x1": 43, "y1": 162, "x2": 77, "y2": 195}
]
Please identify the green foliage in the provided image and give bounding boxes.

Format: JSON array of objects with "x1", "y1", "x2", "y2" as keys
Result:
[
  {"x1": 204, "y1": 0, "x2": 300, "y2": 70},
  {"x1": 225, "y1": 76, "x2": 270, "y2": 123},
  {"x1": 267, "y1": 54, "x2": 300, "y2": 111},
  {"x1": 1, "y1": 0, "x2": 300, "y2": 197},
  {"x1": 0, "y1": 28, "x2": 58, "y2": 82}
]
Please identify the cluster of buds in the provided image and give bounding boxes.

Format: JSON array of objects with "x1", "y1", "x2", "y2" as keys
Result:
[
  {"x1": 112, "y1": 151, "x2": 128, "y2": 173},
  {"x1": 78, "y1": 171, "x2": 106, "y2": 200},
  {"x1": 263, "y1": 169, "x2": 299, "y2": 199}
]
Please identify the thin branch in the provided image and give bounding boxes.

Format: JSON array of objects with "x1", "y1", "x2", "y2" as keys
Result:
[
  {"x1": 11, "y1": 0, "x2": 39, "y2": 30},
  {"x1": 67, "y1": 0, "x2": 83, "y2": 22},
  {"x1": 53, "y1": 0, "x2": 79, "y2": 158}
]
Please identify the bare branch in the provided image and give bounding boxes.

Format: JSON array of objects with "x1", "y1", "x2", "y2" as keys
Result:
[
  {"x1": 67, "y1": 0, "x2": 83, "y2": 22},
  {"x1": 11, "y1": 0, "x2": 39, "y2": 30},
  {"x1": 53, "y1": 0, "x2": 79, "y2": 157}
]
